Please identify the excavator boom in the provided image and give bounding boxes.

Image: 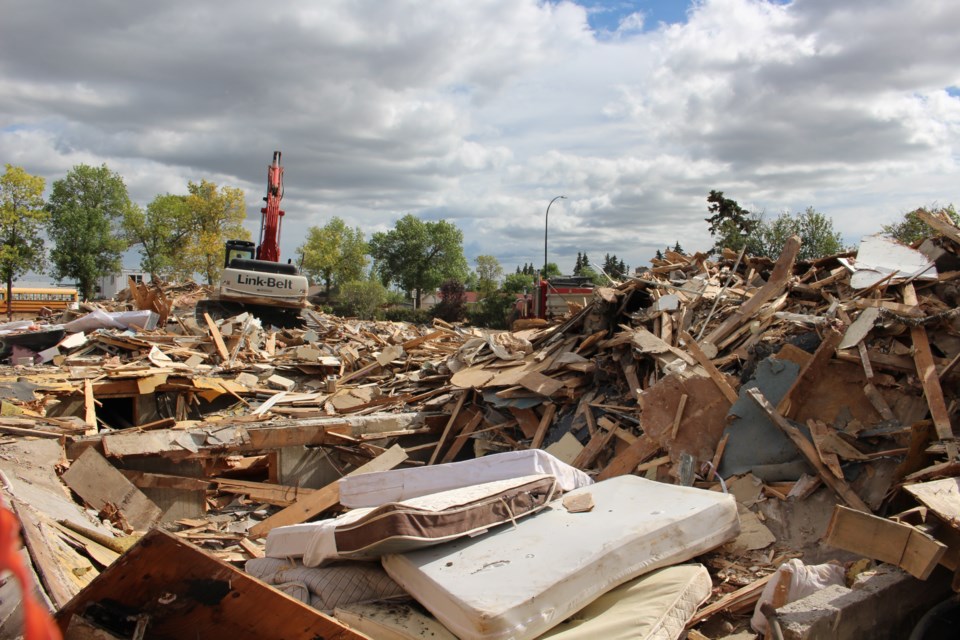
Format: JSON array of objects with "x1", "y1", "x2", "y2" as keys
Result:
[{"x1": 256, "y1": 151, "x2": 284, "y2": 263}]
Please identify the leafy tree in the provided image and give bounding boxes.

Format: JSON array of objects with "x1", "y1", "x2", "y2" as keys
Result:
[
  {"x1": 368, "y1": 214, "x2": 468, "y2": 308},
  {"x1": 542, "y1": 262, "x2": 561, "y2": 278},
  {"x1": 705, "y1": 190, "x2": 760, "y2": 254},
  {"x1": 0, "y1": 165, "x2": 47, "y2": 317},
  {"x1": 469, "y1": 290, "x2": 514, "y2": 329},
  {"x1": 757, "y1": 207, "x2": 843, "y2": 261},
  {"x1": 503, "y1": 271, "x2": 536, "y2": 294},
  {"x1": 296, "y1": 217, "x2": 368, "y2": 301},
  {"x1": 332, "y1": 278, "x2": 387, "y2": 320},
  {"x1": 182, "y1": 180, "x2": 248, "y2": 285},
  {"x1": 47, "y1": 164, "x2": 131, "y2": 300},
  {"x1": 123, "y1": 194, "x2": 192, "y2": 281},
  {"x1": 432, "y1": 279, "x2": 467, "y2": 322},
  {"x1": 474, "y1": 254, "x2": 503, "y2": 298},
  {"x1": 882, "y1": 205, "x2": 960, "y2": 245}
]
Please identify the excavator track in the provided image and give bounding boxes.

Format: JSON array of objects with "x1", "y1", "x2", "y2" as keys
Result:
[{"x1": 195, "y1": 299, "x2": 306, "y2": 329}]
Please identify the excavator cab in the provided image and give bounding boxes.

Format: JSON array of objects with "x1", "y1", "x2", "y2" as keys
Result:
[{"x1": 224, "y1": 240, "x2": 256, "y2": 267}]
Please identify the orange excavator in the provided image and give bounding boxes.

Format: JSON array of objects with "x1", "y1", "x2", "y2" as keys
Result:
[{"x1": 196, "y1": 151, "x2": 309, "y2": 327}]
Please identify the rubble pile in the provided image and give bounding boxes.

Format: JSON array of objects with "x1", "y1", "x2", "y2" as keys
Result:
[{"x1": 2, "y1": 209, "x2": 960, "y2": 638}]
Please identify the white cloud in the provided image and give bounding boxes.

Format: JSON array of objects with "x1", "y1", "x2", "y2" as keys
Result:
[{"x1": 1, "y1": 0, "x2": 958, "y2": 276}]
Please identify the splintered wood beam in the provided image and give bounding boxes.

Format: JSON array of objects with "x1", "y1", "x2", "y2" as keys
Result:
[
  {"x1": 571, "y1": 421, "x2": 618, "y2": 470},
  {"x1": 596, "y1": 434, "x2": 659, "y2": 481},
  {"x1": 776, "y1": 327, "x2": 843, "y2": 419},
  {"x1": 428, "y1": 390, "x2": 468, "y2": 465},
  {"x1": 703, "y1": 235, "x2": 800, "y2": 348},
  {"x1": 440, "y1": 409, "x2": 484, "y2": 464},
  {"x1": 916, "y1": 208, "x2": 960, "y2": 245},
  {"x1": 83, "y1": 378, "x2": 97, "y2": 434},
  {"x1": 808, "y1": 419, "x2": 844, "y2": 479},
  {"x1": 203, "y1": 312, "x2": 230, "y2": 360},
  {"x1": 681, "y1": 332, "x2": 739, "y2": 404},
  {"x1": 531, "y1": 403, "x2": 556, "y2": 450},
  {"x1": 903, "y1": 283, "x2": 959, "y2": 460},
  {"x1": 825, "y1": 505, "x2": 946, "y2": 580},
  {"x1": 748, "y1": 388, "x2": 870, "y2": 512}
]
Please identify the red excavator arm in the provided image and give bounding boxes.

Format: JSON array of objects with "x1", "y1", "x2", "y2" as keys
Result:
[{"x1": 256, "y1": 151, "x2": 284, "y2": 263}]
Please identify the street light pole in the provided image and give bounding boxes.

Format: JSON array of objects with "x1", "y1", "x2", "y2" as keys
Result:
[{"x1": 544, "y1": 195, "x2": 566, "y2": 275}]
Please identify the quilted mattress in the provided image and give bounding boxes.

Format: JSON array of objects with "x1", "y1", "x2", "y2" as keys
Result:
[{"x1": 381, "y1": 475, "x2": 739, "y2": 640}]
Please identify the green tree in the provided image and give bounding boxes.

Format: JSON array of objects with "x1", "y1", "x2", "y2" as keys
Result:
[
  {"x1": 469, "y1": 290, "x2": 514, "y2": 329},
  {"x1": 474, "y1": 254, "x2": 503, "y2": 298},
  {"x1": 503, "y1": 271, "x2": 536, "y2": 294},
  {"x1": 882, "y1": 205, "x2": 960, "y2": 245},
  {"x1": 332, "y1": 278, "x2": 387, "y2": 320},
  {"x1": 757, "y1": 207, "x2": 843, "y2": 261},
  {"x1": 123, "y1": 193, "x2": 192, "y2": 281},
  {"x1": 296, "y1": 217, "x2": 368, "y2": 301},
  {"x1": 574, "y1": 252, "x2": 592, "y2": 276},
  {"x1": 0, "y1": 165, "x2": 48, "y2": 318},
  {"x1": 47, "y1": 164, "x2": 131, "y2": 300},
  {"x1": 542, "y1": 262, "x2": 561, "y2": 278},
  {"x1": 368, "y1": 214, "x2": 468, "y2": 308},
  {"x1": 705, "y1": 190, "x2": 760, "y2": 254},
  {"x1": 602, "y1": 253, "x2": 629, "y2": 279},
  {"x1": 182, "y1": 180, "x2": 248, "y2": 285}
]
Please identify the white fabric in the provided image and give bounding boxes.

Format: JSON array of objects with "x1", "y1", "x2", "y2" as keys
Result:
[
  {"x1": 244, "y1": 556, "x2": 407, "y2": 613},
  {"x1": 750, "y1": 559, "x2": 846, "y2": 634},
  {"x1": 382, "y1": 475, "x2": 740, "y2": 640},
  {"x1": 266, "y1": 474, "x2": 556, "y2": 566},
  {"x1": 339, "y1": 449, "x2": 591, "y2": 509}
]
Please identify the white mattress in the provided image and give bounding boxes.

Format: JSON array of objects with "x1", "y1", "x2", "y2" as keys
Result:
[
  {"x1": 265, "y1": 475, "x2": 558, "y2": 565},
  {"x1": 333, "y1": 564, "x2": 710, "y2": 640},
  {"x1": 339, "y1": 449, "x2": 592, "y2": 508},
  {"x1": 539, "y1": 564, "x2": 712, "y2": 640},
  {"x1": 382, "y1": 475, "x2": 739, "y2": 640}
]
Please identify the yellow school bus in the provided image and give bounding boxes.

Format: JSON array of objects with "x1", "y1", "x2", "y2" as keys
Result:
[{"x1": 0, "y1": 287, "x2": 79, "y2": 314}]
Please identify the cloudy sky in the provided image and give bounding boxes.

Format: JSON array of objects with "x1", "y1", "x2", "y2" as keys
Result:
[{"x1": 2, "y1": 0, "x2": 959, "y2": 278}]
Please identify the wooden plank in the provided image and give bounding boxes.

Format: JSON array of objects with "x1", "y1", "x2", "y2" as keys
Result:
[
  {"x1": 704, "y1": 235, "x2": 800, "y2": 348},
  {"x1": 903, "y1": 283, "x2": 958, "y2": 459},
  {"x1": 83, "y1": 378, "x2": 97, "y2": 434},
  {"x1": 825, "y1": 504, "x2": 946, "y2": 580},
  {"x1": 904, "y1": 478, "x2": 960, "y2": 531},
  {"x1": 808, "y1": 419, "x2": 844, "y2": 479},
  {"x1": 214, "y1": 478, "x2": 317, "y2": 507},
  {"x1": 248, "y1": 444, "x2": 408, "y2": 538},
  {"x1": 916, "y1": 208, "x2": 960, "y2": 245},
  {"x1": 121, "y1": 469, "x2": 212, "y2": 491},
  {"x1": 55, "y1": 529, "x2": 366, "y2": 639},
  {"x1": 681, "y1": 332, "x2": 739, "y2": 404},
  {"x1": 516, "y1": 371, "x2": 564, "y2": 397},
  {"x1": 776, "y1": 327, "x2": 842, "y2": 419},
  {"x1": 571, "y1": 420, "x2": 618, "y2": 470},
  {"x1": 670, "y1": 393, "x2": 689, "y2": 441},
  {"x1": 747, "y1": 388, "x2": 871, "y2": 512},
  {"x1": 61, "y1": 448, "x2": 162, "y2": 531},
  {"x1": 509, "y1": 407, "x2": 542, "y2": 439},
  {"x1": 596, "y1": 434, "x2": 659, "y2": 481},
  {"x1": 428, "y1": 391, "x2": 468, "y2": 465},
  {"x1": 687, "y1": 574, "x2": 773, "y2": 627},
  {"x1": 531, "y1": 402, "x2": 556, "y2": 450},
  {"x1": 203, "y1": 312, "x2": 230, "y2": 361},
  {"x1": 440, "y1": 409, "x2": 484, "y2": 464}
]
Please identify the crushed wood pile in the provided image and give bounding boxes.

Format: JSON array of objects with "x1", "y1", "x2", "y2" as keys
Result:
[{"x1": 3, "y1": 210, "x2": 960, "y2": 638}]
